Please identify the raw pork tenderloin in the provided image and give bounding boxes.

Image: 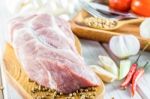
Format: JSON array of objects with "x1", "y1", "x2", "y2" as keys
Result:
[{"x1": 8, "y1": 14, "x2": 100, "y2": 93}]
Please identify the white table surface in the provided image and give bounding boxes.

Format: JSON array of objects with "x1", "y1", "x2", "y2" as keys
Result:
[{"x1": 0, "y1": 1, "x2": 150, "y2": 99}]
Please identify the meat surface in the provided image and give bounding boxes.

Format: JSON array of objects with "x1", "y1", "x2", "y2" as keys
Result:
[{"x1": 8, "y1": 14, "x2": 100, "y2": 93}]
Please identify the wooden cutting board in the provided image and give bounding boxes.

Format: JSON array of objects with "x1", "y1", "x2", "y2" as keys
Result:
[
  {"x1": 70, "y1": 10, "x2": 150, "y2": 51},
  {"x1": 2, "y1": 36, "x2": 105, "y2": 99}
]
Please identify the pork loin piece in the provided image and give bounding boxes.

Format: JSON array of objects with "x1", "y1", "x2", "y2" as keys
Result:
[{"x1": 8, "y1": 14, "x2": 100, "y2": 93}]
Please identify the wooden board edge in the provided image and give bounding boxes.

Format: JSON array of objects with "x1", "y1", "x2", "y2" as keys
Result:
[
  {"x1": 1, "y1": 43, "x2": 32, "y2": 99},
  {"x1": 96, "y1": 79, "x2": 105, "y2": 99},
  {"x1": 1, "y1": 61, "x2": 32, "y2": 99},
  {"x1": 74, "y1": 35, "x2": 82, "y2": 54}
]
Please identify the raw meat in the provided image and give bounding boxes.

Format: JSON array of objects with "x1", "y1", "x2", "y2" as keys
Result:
[{"x1": 8, "y1": 14, "x2": 100, "y2": 93}]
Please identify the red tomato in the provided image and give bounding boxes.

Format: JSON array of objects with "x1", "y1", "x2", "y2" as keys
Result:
[
  {"x1": 109, "y1": 0, "x2": 132, "y2": 12},
  {"x1": 131, "y1": 0, "x2": 150, "y2": 17}
]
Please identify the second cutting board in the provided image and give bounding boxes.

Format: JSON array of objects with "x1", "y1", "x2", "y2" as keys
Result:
[{"x1": 70, "y1": 10, "x2": 150, "y2": 51}]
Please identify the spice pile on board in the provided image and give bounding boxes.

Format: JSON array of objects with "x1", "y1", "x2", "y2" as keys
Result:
[
  {"x1": 29, "y1": 79, "x2": 97, "y2": 99},
  {"x1": 83, "y1": 17, "x2": 117, "y2": 30}
]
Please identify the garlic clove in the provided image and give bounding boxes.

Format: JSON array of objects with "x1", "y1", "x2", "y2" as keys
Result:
[
  {"x1": 90, "y1": 65, "x2": 117, "y2": 83},
  {"x1": 98, "y1": 56, "x2": 118, "y2": 78},
  {"x1": 109, "y1": 35, "x2": 140, "y2": 59},
  {"x1": 119, "y1": 60, "x2": 131, "y2": 80},
  {"x1": 140, "y1": 18, "x2": 150, "y2": 38}
]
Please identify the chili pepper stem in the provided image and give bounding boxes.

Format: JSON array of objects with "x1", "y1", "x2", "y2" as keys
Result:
[
  {"x1": 143, "y1": 62, "x2": 149, "y2": 69},
  {"x1": 135, "y1": 53, "x2": 141, "y2": 64},
  {"x1": 135, "y1": 42, "x2": 150, "y2": 64}
]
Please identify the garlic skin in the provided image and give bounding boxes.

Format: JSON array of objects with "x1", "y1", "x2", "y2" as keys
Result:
[
  {"x1": 109, "y1": 35, "x2": 140, "y2": 59},
  {"x1": 98, "y1": 56, "x2": 118, "y2": 78},
  {"x1": 140, "y1": 18, "x2": 150, "y2": 38}
]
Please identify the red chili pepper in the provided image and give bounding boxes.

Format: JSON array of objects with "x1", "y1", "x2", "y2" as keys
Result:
[
  {"x1": 121, "y1": 63, "x2": 137, "y2": 87},
  {"x1": 121, "y1": 54, "x2": 141, "y2": 88},
  {"x1": 131, "y1": 62, "x2": 149, "y2": 96}
]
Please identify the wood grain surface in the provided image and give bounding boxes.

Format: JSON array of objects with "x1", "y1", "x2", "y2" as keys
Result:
[{"x1": 70, "y1": 11, "x2": 150, "y2": 51}]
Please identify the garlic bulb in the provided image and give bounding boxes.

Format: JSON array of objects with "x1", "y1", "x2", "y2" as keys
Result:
[
  {"x1": 109, "y1": 35, "x2": 140, "y2": 58},
  {"x1": 140, "y1": 18, "x2": 150, "y2": 38},
  {"x1": 98, "y1": 56, "x2": 118, "y2": 78}
]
